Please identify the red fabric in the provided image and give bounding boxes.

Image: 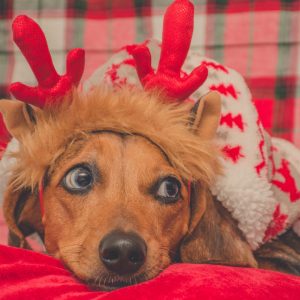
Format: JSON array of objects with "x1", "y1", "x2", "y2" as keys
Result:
[
  {"x1": 9, "y1": 15, "x2": 85, "y2": 108},
  {"x1": 132, "y1": 0, "x2": 208, "y2": 101},
  {"x1": 1, "y1": 245, "x2": 300, "y2": 300}
]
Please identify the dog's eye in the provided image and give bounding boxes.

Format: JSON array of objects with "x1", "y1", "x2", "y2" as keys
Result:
[
  {"x1": 63, "y1": 166, "x2": 93, "y2": 192},
  {"x1": 155, "y1": 177, "x2": 181, "y2": 204}
]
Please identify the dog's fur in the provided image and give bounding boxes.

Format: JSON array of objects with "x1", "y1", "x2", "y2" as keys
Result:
[{"x1": 1, "y1": 87, "x2": 300, "y2": 290}]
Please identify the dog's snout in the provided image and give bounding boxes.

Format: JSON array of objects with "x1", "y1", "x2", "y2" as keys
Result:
[{"x1": 99, "y1": 231, "x2": 147, "y2": 275}]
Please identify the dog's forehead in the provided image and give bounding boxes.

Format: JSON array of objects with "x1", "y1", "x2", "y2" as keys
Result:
[
  {"x1": 50, "y1": 132, "x2": 174, "y2": 178},
  {"x1": 80, "y1": 133, "x2": 170, "y2": 163}
]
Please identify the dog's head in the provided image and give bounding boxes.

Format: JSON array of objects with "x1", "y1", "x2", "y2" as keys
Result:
[{"x1": 1, "y1": 88, "x2": 256, "y2": 290}]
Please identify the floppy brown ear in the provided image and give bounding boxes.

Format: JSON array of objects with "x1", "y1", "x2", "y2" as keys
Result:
[
  {"x1": 180, "y1": 91, "x2": 257, "y2": 267},
  {"x1": 180, "y1": 187, "x2": 257, "y2": 267},
  {"x1": 3, "y1": 182, "x2": 43, "y2": 249},
  {"x1": 0, "y1": 99, "x2": 40, "y2": 140}
]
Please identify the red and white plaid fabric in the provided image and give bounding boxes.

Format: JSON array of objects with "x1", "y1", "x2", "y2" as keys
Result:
[{"x1": 0, "y1": 0, "x2": 299, "y2": 145}]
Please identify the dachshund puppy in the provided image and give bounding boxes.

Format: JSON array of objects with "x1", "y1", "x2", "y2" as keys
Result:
[{"x1": 2, "y1": 88, "x2": 299, "y2": 291}]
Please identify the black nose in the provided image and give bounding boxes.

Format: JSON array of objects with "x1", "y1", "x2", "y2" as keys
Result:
[{"x1": 99, "y1": 231, "x2": 147, "y2": 275}]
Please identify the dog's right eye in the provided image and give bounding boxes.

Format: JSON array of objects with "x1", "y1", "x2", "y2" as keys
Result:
[
  {"x1": 62, "y1": 166, "x2": 93, "y2": 193},
  {"x1": 152, "y1": 176, "x2": 181, "y2": 204}
]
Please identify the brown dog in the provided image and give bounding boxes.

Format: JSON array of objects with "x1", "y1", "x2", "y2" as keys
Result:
[{"x1": 1, "y1": 88, "x2": 300, "y2": 290}]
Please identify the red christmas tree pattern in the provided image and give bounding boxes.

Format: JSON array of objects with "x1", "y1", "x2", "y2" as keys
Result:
[
  {"x1": 222, "y1": 145, "x2": 245, "y2": 163},
  {"x1": 272, "y1": 159, "x2": 300, "y2": 202},
  {"x1": 220, "y1": 113, "x2": 244, "y2": 131},
  {"x1": 264, "y1": 204, "x2": 288, "y2": 241},
  {"x1": 202, "y1": 61, "x2": 228, "y2": 74},
  {"x1": 210, "y1": 84, "x2": 238, "y2": 99}
]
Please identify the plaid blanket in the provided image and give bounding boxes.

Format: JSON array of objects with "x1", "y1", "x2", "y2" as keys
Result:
[{"x1": 0, "y1": 0, "x2": 299, "y2": 146}]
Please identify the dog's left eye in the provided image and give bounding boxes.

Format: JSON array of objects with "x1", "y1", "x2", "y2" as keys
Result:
[
  {"x1": 155, "y1": 177, "x2": 181, "y2": 204},
  {"x1": 62, "y1": 166, "x2": 93, "y2": 192}
]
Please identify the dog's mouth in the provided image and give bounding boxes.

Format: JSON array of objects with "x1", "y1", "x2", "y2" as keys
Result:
[
  {"x1": 64, "y1": 245, "x2": 171, "y2": 291},
  {"x1": 87, "y1": 272, "x2": 149, "y2": 291}
]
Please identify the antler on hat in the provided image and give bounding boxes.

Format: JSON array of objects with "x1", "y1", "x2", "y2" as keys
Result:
[
  {"x1": 9, "y1": 15, "x2": 85, "y2": 108},
  {"x1": 132, "y1": 0, "x2": 208, "y2": 101}
]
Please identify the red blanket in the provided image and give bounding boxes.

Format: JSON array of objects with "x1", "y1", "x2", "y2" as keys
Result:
[{"x1": 0, "y1": 245, "x2": 300, "y2": 300}]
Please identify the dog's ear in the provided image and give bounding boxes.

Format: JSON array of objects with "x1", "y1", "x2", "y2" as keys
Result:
[
  {"x1": 0, "y1": 100, "x2": 43, "y2": 248},
  {"x1": 2, "y1": 182, "x2": 43, "y2": 249},
  {"x1": 183, "y1": 90, "x2": 221, "y2": 235},
  {"x1": 180, "y1": 186, "x2": 257, "y2": 267},
  {"x1": 181, "y1": 92, "x2": 257, "y2": 267},
  {"x1": 0, "y1": 99, "x2": 40, "y2": 140},
  {"x1": 189, "y1": 91, "x2": 221, "y2": 140}
]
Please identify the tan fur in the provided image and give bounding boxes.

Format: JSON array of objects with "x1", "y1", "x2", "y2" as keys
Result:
[{"x1": 8, "y1": 87, "x2": 221, "y2": 191}]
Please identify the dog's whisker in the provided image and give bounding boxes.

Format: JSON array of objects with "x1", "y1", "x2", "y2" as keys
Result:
[
  {"x1": 98, "y1": 274, "x2": 104, "y2": 287},
  {"x1": 134, "y1": 274, "x2": 139, "y2": 286},
  {"x1": 94, "y1": 274, "x2": 100, "y2": 287},
  {"x1": 108, "y1": 274, "x2": 113, "y2": 286},
  {"x1": 103, "y1": 274, "x2": 109, "y2": 288}
]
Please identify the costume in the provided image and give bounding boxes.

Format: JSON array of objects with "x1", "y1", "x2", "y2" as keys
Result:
[{"x1": 1, "y1": 0, "x2": 300, "y2": 250}]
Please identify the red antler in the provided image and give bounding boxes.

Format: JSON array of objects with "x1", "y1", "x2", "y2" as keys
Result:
[
  {"x1": 132, "y1": 0, "x2": 208, "y2": 101},
  {"x1": 9, "y1": 15, "x2": 85, "y2": 108}
]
